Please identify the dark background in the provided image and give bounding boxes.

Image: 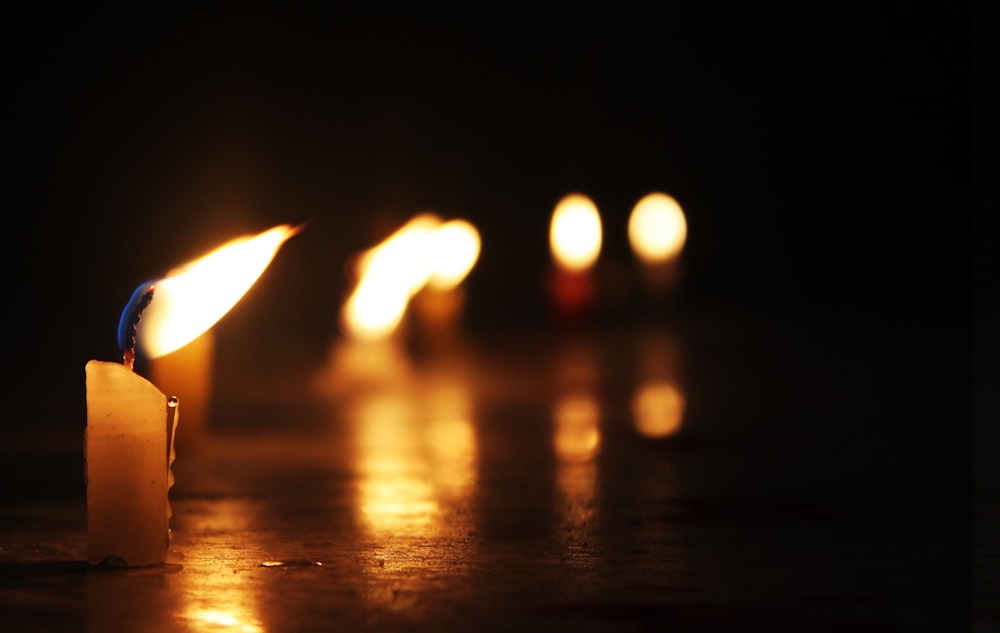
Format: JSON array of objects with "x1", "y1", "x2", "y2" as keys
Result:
[{"x1": 4, "y1": 6, "x2": 979, "y2": 500}]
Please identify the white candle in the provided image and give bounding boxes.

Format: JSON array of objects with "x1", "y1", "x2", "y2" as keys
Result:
[
  {"x1": 85, "y1": 360, "x2": 177, "y2": 566},
  {"x1": 85, "y1": 224, "x2": 300, "y2": 567}
]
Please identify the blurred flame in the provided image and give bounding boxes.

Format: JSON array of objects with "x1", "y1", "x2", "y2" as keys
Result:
[
  {"x1": 342, "y1": 213, "x2": 481, "y2": 340},
  {"x1": 632, "y1": 380, "x2": 685, "y2": 438},
  {"x1": 550, "y1": 193, "x2": 602, "y2": 272},
  {"x1": 138, "y1": 224, "x2": 300, "y2": 358},
  {"x1": 628, "y1": 192, "x2": 687, "y2": 263},
  {"x1": 355, "y1": 213, "x2": 443, "y2": 296},
  {"x1": 427, "y1": 220, "x2": 481, "y2": 290},
  {"x1": 554, "y1": 394, "x2": 601, "y2": 462}
]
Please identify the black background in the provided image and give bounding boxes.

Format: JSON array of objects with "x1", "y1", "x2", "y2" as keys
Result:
[{"x1": 3, "y1": 6, "x2": 979, "y2": 473}]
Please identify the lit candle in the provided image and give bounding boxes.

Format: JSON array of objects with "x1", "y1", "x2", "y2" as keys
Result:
[
  {"x1": 628, "y1": 192, "x2": 687, "y2": 296},
  {"x1": 412, "y1": 218, "x2": 482, "y2": 345},
  {"x1": 340, "y1": 213, "x2": 443, "y2": 343},
  {"x1": 85, "y1": 224, "x2": 299, "y2": 566},
  {"x1": 547, "y1": 193, "x2": 603, "y2": 323},
  {"x1": 85, "y1": 284, "x2": 176, "y2": 567}
]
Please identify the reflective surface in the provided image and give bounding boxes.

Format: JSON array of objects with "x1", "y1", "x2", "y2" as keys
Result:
[{"x1": 0, "y1": 315, "x2": 983, "y2": 632}]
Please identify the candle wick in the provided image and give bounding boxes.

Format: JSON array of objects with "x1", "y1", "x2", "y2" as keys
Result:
[{"x1": 118, "y1": 283, "x2": 156, "y2": 371}]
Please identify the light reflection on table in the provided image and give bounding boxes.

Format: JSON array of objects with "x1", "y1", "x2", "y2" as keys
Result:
[{"x1": 1, "y1": 317, "x2": 972, "y2": 632}]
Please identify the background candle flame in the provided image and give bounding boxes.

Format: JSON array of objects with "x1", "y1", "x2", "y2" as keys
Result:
[
  {"x1": 550, "y1": 193, "x2": 603, "y2": 272},
  {"x1": 136, "y1": 224, "x2": 300, "y2": 358},
  {"x1": 341, "y1": 214, "x2": 481, "y2": 341},
  {"x1": 628, "y1": 192, "x2": 687, "y2": 263}
]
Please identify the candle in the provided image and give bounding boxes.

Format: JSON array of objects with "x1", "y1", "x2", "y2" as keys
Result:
[
  {"x1": 628, "y1": 192, "x2": 687, "y2": 296},
  {"x1": 339, "y1": 213, "x2": 481, "y2": 346},
  {"x1": 85, "y1": 224, "x2": 300, "y2": 566},
  {"x1": 86, "y1": 284, "x2": 176, "y2": 567},
  {"x1": 412, "y1": 219, "x2": 481, "y2": 347},
  {"x1": 547, "y1": 193, "x2": 603, "y2": 323}
]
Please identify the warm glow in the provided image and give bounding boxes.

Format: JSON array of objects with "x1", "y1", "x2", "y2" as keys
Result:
[
  {"x1": 550, "y1": 193, "x2": 602, "y2": 272},
  {"x1": 355, "y1": 213, "x2": 443, "y2": 296},
  {"x1": 632, "y1": 381, "x2": 685, "y2": 438},
  {"x1": 340, "y1": 275, "x2": 412, "y2": 341},
  {"x1": 354, "y1": 394, "x2": 439, "y2": 536},
  {"x1": 186, "y1": 608, "x2": 262, "y2": 633},
  {"x1": 427, "y1": 220, "x2": 481, "y2": 290},
  {"x1": 342, "y1": 213, "x2": 481, "y2": 340},
  {"x1": 342, "y1": 216, "x2": 439, "y2": 340},
  {"x1": 137, "y1": 224, "x2": 300, "y2": 358},
  {"x1": 553, "y1": 394, "x2": 601, "y2": 462},
  {"x1": 628, "y1": 192, "x2": 687, "y2": 263}
]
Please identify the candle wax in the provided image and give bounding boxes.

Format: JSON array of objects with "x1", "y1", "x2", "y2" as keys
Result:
[{"x1": 85, "y1": 360, "x2": 177, "y2": 566}]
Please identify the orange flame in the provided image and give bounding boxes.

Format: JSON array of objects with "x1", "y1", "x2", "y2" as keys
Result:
[{"x1": 138, "y1": 224, "x2": 300, "y2": 358}]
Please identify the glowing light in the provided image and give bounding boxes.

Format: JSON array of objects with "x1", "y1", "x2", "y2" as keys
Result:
[
  {"x1": 628, "y1": 192, "x2": 687, "y2": 263},
  {"x1": 342, "y1": 215, "x2": 440, "y2": 340},
  {"x1": 341, "y1": 213, "x2": 481, "y2": 340},
  {"x1": 355, "y1": 213, "x2": 443, "y2": 296},
  {"x1": 553, "y1": 394, "x2": 601, "y2": 462},
  {"x1": 550, "y1": 193, "x2": 603, "y2": 272},
  {"x1": 632, "y1": 381, "x2": 685, "y2": 438},
  {"x1": 354, "y1": 394, "x2": 440, "y2": 537},
  {"x1": 427, "y1": 220, "x2": 481, "y2": 290},
  {"x1": 137, "y1": 224, "x2": 300, "y2": 358},
  {"x1": 186, "y1": 608, "x2": 262, "y2": 633}
]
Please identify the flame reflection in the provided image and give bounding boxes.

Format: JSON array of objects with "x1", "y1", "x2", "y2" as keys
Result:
[
  {"x1": 355, "y1": 394, "x2": 438, "y2": 535},
  {"x1": 553, "y1": 392, "x2": 601, "y2": 568},
  {"x1": 632, "y1": 380, "x2": 685, "y2": 438},
  {"x1": 351, "y1": 363, "x2": 478, "y2": 572},
  {"x1": 175, "y1": 501, "x2": 264, "y2": 633},
  {"x1": 632, "y1": 328, "x2": 687, "y2": 439},
  {"x1": 553, "y1": 394, "x2": 601, "y2": 463},
  {"x1": 185, "y1": 608, "x2": 262, "y2": 633}
]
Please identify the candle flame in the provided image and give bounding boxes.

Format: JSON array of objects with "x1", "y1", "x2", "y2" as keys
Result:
[
  {"x1": 427, "y1": 220, "x2": 481, "y2": 290},
  {"x1": 628, "y1": 192, "x2": 687, "y2": 263},
  {"x1": 342, "y1": 214, "x2": 481, "y2": 340},
  {"x1": 136, "y1": 224, "x2": 300, "y2": 358},
  {"x1": 550, "y1": 193, "x2": 602, "y2": 272}
]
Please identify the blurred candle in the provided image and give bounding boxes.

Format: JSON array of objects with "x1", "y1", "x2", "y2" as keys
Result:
[
  {"x1": 548, "y1": 193, "x2": 603, "y2": 322},
  {"x1": 340, "y1": 213, "x2": 481, "y2": 352},
  {"x1": 413, "y1": 219, "x2": 481, "y2": 345},
  {"x1": 147, "y1": 330, "x2": 214, "y2": 451},
  {"x1": 86, "y1": 224, "x2": 299, "y2": 566},
  {"x1": 628, "y1": 192, "x2": 687, "y2": 295},
  {"x1": 341, "y1": 213, "x2": 443, "y2": 342}
]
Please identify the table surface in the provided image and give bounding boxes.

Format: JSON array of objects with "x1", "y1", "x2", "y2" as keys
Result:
[{"x1": 0, "y1": 313, "x2": 990, "y2": 633}]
